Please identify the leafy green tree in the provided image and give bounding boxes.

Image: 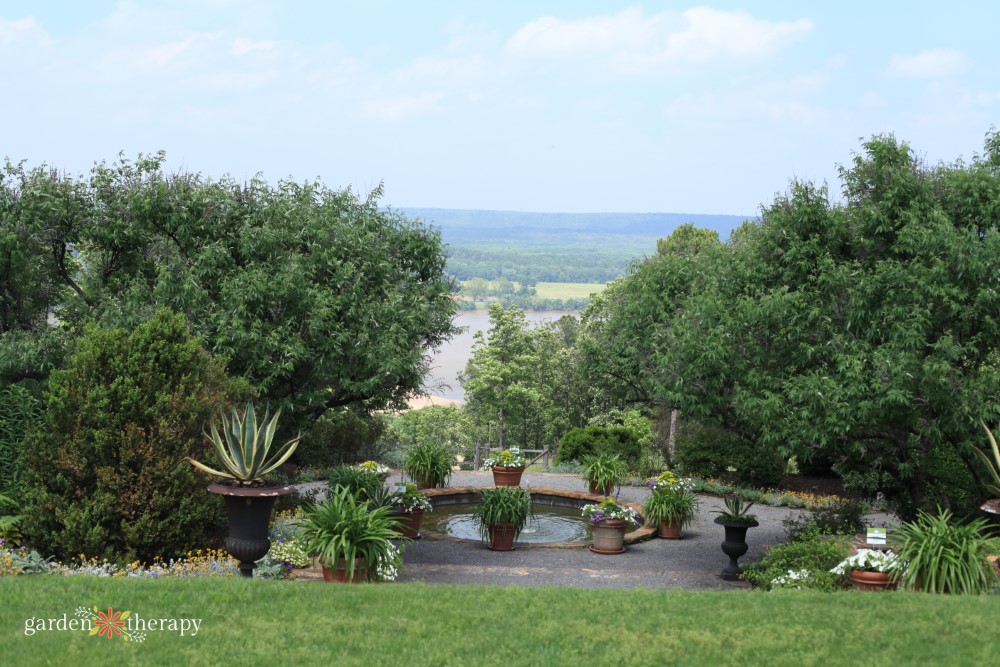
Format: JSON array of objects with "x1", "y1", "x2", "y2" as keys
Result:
[
  {"x1": 382, "y1": 405, "x2": 475, "y2": 453},
  {"x1": 618, "y1": 131, "x2": 1000, "y2": 517},
  {"x1": 0, "y1": 153, "x2": 458, "y2": 435},
  {"x1": 21, "y1": 310, "x2": 247, "y2": 562},
  {"x1": 461, "y1": 305, "x2": 592, "y2": 453}
]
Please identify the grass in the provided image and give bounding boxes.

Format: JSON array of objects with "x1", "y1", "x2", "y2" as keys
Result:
[
  {"x1": 3, "y1": 576, "x2": 999, "y2": 666},
  {"x1": 534, "y1": 281, "x2": 607, "y2": 300}
]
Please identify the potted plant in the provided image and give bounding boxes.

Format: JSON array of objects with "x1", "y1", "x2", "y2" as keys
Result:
[
  {"x1": 642, "y1": 471, "x2": 699, "y2": 539},
  {"x1": 582, "y1": 496, "x2": 641, "y2": 554},
  {"x1": 327, "y1": 465, "x2": 387, "y2": 504},
  {"x1": 482, "y1": 447, "x2": 528, "y2": 486},
  {"x1": 582, "y1": 453, "x2": 629, "y2": 495},
  {"x1": 471, "y1": 485, "x2": 534, "y2": 551},
  {"x1": 712, "y1": 494, "x2": 759, "y2": 580},
  {"x1": 830, "y1": 548, "x2": 900, "y2": 591},
  {"x1": 298, "y1": 485, "x2": 406, "y2": 582},
  {"x1": 403, "y1": 442, "x2": 453, "y2": 489},
  {"x1": 894, "y1": 507, "x2": 998, "y2": 594},
  {"x1": 185, "y1": 401, "x2": 300, "y2": 577},
  {"x1": 389, "y1": 483, "x2": 433, "y2": 539}
]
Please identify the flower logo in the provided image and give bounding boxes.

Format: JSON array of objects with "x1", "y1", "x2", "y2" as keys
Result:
[{"x1": 75, "y1": 606, "x2": 145, "y2": 642}]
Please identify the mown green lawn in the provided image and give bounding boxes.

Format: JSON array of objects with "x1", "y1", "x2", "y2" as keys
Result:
[{"x1": 3, "y1": 576, "x2": 997, "y2": 666}]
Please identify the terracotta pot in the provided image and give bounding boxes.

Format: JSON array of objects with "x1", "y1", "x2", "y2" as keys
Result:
[
  {"x1": 207, "y1": 482, "x2": 295, "y2": 578},
  {"x1": 588, "y1": 481, "x2": 614, "y2": 496},
  {"x1": 489, "y1": 522, "x2": 517, "y2": 551},
  {"x1": 658, "y1": 519, "x2": 682, "y2": 539},
  {"x1": 394, "y1": 507, "x2": 424, "y2": 539},
  {"x1": 321, "y1": 558, "x2": 367, "y2": 583},
  {"x1": 590, "y1": 518, "x2": 627, "y2": 554},
  {"x1": 492, "y1": 466, "x2": 525, "y2": 487},
  {"x1": 850, "y1": 570, "x2": 898, "y2": 591}
]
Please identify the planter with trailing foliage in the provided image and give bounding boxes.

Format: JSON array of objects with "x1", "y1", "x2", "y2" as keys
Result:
[
  {"x1": 582, "y1": 496, "x2": 641, "y2": 554},
  {"x1": 642, "y1": 471, "x2": 699, "y2": 539},
  {"x1": 483, "y1": 447, "x2": 528, "y2": 487},
  {"x1": 185, "y1": 401, "x2": 301, "y2": 577},
  {"x1": 713, "y1": 495, "x2": 759, "y2": 580},
  {"x1": 472, "y1": 486, "x2": 534, "y2": 551},
  {"x1": 389, "y1": 483, "x2": 433, "y2": 539},
  {"x1": 831, "y1": 549, "x2": 900, "y2": 591}
]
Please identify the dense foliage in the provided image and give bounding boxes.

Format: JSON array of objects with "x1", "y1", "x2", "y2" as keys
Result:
[
  {"x1": 585, "y1": 131, "x2": 1000, "y2": 518},
  {"x1": 557, "y1": 426, "x2": 643, "y2": 468},
  {"x1": 20, "y1": 310, "x2": 244, "y2": 562},
  {"x1": 0, "y1": 153, "x2": 458, "y2": 436}
]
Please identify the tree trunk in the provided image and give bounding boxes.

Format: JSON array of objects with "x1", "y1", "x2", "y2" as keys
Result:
[{"x1": 668, "y1": 408, "x2": 679, "y2": 464}]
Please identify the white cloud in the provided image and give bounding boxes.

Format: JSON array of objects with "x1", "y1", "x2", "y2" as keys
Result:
[
  {"x1": 0, "y1": 16, "x2": 50, "y2": 46},
  {"x1": 887, "y1": 49, "x2": 967, "y2": 78},
  {"x1": 233, "y1": 37, "x2": 275, "y2": 56},
  {"x1": 505, "y1": 6, "x2": 812, "y2": 74},
  {"x1": 359, "y1": 92, "x2": 445, "y2": 122}
]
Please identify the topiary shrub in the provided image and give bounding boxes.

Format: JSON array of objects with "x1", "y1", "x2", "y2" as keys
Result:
[
  {"x1": 674, "y1": 419, "x2": 786, "y2": 488},
  {"x1": 20, "y1": 310, "x2": 247, "y2": 563},
  {"x1": 557, "y1": 426, "x2": 642, "y2": 469}
]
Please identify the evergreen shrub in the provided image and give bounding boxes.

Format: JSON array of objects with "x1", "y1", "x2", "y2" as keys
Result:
[{"x1": 21, "y1": 310, "x2": 247, "y2": 563}]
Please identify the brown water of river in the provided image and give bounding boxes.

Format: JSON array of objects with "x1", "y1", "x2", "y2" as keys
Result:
[{"x1": 420, "y1": 309, "x2": 577, "y2": 402}]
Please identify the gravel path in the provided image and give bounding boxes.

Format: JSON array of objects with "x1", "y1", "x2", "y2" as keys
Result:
[{"x1": 379, "y1": 470, "x2": 809, "y2": 591}]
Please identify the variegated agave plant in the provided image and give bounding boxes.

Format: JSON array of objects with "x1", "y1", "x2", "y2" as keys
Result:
[{"x1": 185, "y1": 401, "x2": 300, "y2": 486}]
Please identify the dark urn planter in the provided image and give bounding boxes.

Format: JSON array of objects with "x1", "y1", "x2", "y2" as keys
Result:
[
  {"x1": 492, "y1": 466, "x2": 525, "y2": 487},
  {"x1": 715, "y1": 517, "x2": 759, "y2": 581},
  {"x1": 208, "y1": 482, "x2": 295, "y2": 578}
]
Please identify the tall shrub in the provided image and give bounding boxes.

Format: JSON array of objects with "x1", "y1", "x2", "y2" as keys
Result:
[
  {"x1": 0, "y1": 384, "x2": 41, "y2": 501},
  {"x1": 21, "y1": 310, "x2": 246, "y2": 562},
  {"x1": 557, "y1": 426, "x2": 642, "y2": 468}
]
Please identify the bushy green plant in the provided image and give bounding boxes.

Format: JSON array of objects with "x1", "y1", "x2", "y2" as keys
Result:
[
  {"x1": 782, "y1": 498, "x2": 869, "y2": 540},
  {"x1": 557, "y1": 426, "x2": 642, "y2": 469},
  {"x1": 20, "y1": 310, "x2": 247, "y2": 563},
  {"x1": 643, "y1": 472, "x2": 699, "y2": 527},
  {"x1": 295, "y1": 409, "x2": 388, "y2": 469},
  {"x1": 299, "y1": 485, "x2": 405, "y2": 582},
  {"x1": 674, "y1": 419, "x2": 786, "y2": 488},
  {"x1": 0, "y1": 384, "x2": 41, "y2": 501},
  {"x1": 581, "y1": 453, "x2": 629, "y2": 492},
  {"x1": 895, "y1": 508, "x2": 998, "y2": 594},
  {"x1": 713, "y1": 495, "x2": 758, "y2": 524},
  {"x1": 744, "y1": 525, "x2": 851, "y2": 591},
  {"x1": 472, "y1": 486, "x2": 534, "y2": 542},
  {"x1": 403, "y1": 442, "x2": 453, "y2": 488},
  {"x1": 325, "y1": 465, "x2": 387, "y2": 505},
  {"x1": 0, "y1": 494, "x2": 23, "y2": 546},
  {"x1": 581, "y1": 496, "x2": 641, "y2": 527}
]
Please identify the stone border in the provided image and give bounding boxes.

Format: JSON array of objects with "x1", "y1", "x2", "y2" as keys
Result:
[{"x1": 421, "y1": 486, "x2": 657, "y2": 548}]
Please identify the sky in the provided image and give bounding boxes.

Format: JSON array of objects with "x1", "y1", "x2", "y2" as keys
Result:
[{"x1": 1, "y1": 1, "x2": 997, "y2": 216}]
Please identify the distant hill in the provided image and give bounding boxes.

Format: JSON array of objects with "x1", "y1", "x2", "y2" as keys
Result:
[
  {"x1": 397, "y1": 208, "x2": 753, "y2": 285},
  {"x1": 400, "y1": 208, "x2": 750, "y2": 241}
]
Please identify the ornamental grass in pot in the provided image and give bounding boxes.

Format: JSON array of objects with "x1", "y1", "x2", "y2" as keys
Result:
[
  {"x1": 184, "y1": 400, "x2": 300, "y2": 577},
  {"x1": 403, "y1": 442, "x2": 453, "y2": 489},
  {"x1": 298, "y1": 485, "x2": 406, "y2": 583},
  {"x1": 581, "y1": 453, "x2": 629, "y2": 495},
  {"x1": 471, "y1": 486, "x2": 534, "y2": 551},
  {"x1": 894, "y1": 508, "x2": 998, "y2": 594},
  {"x1": 642, "y1": 470, "x2": 699, "y2": 539},
  {"x1": 482, "y1": 447, "x2": 528, "y2": 486},
  {"x1": 582, "y1": 496, "x2": 641, "y2": 554}
]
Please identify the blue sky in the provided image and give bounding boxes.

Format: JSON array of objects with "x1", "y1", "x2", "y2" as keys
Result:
[{"x1": 1, "y1": 1, "x2": 997, "y2": 215}]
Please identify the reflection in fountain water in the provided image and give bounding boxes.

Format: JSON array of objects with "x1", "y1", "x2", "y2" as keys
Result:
[{"x1": 429, "y1": 504, "x2": 591, "y2": 544}]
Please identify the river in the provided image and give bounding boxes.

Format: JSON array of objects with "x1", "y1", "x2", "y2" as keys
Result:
[{"x1": 421, "y1": 309, "x2": 578, "y2": 402}]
